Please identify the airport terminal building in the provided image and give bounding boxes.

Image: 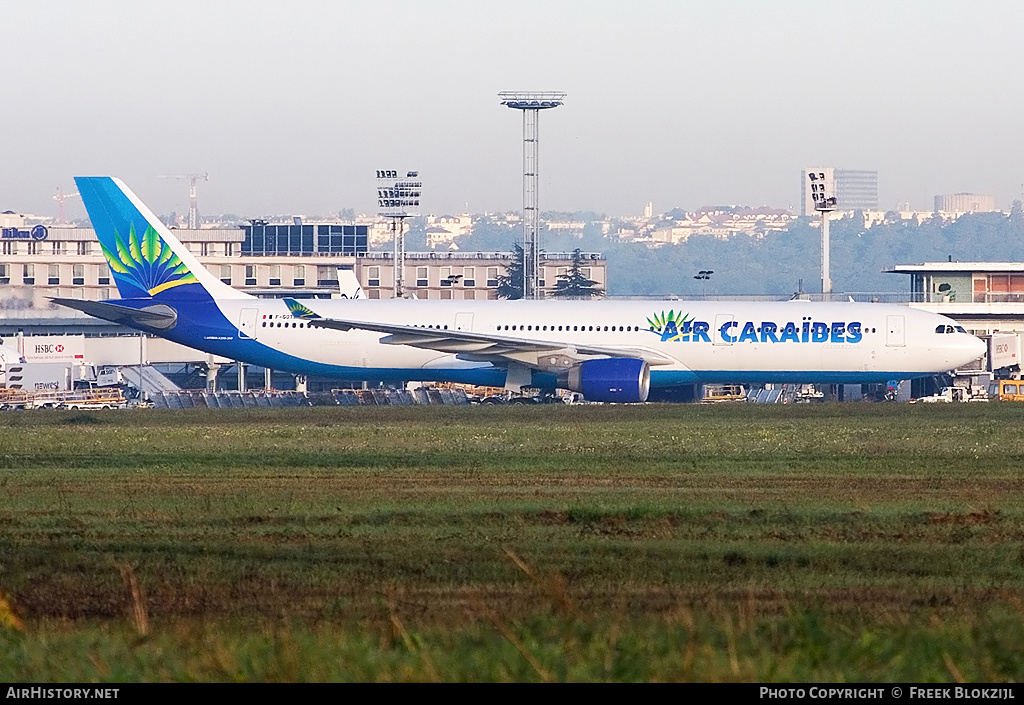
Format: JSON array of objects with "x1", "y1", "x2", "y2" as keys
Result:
[
  {"x1": 892, "y1": 261, "x2": 1024, "y2": 336},
  {"x1": 0, "y1": 218, "x2": 607, "y2": 389},
  {"x1": 0, "y1": 220, "x2": 606, "y2": 333}
]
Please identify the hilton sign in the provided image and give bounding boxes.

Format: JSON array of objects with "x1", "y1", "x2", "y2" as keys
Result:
[{"x1": 1, "y1": 225, "x2": 48, "y2": 241}]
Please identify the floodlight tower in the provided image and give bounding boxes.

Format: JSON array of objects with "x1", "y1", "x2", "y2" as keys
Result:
[
  {"x1": 499, "y1": 91, "x2": 565, "y2": 299},
  {"x1": 376, "y1": 169, "x2": 421, "y2": 298},
  {"x1": 806, "y1": 170, "x2": 837, "y2": 295}
]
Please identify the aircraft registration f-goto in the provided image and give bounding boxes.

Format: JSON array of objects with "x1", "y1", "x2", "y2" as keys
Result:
[{"x1": 55, "y1": 177, "x2": 987, "y2": 403}]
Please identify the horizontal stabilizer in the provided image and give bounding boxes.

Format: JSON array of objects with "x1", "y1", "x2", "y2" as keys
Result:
[{"x1": 51, "y1": 298, "x2": 178, "y2": 330}]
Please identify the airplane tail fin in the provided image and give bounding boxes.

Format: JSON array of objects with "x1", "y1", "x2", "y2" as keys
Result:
[
  {"x1": 74, "y1": 176, "x2": 251, "y2": 301},
  {"x1": 336, "y1": 266, "x2": 363, "y2": 299}
]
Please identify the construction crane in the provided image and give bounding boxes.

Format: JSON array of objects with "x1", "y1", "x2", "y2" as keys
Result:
[
  {"x1": 158, "y1": 172, "x2": 209, "y2": 229},
  {"x1": 53, "y1": 187, "x2": 79, "y2": 224}
]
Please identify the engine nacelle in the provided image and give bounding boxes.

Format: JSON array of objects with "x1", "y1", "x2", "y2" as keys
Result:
[{"x1": 559, "y1": 358, "x2": 651, "y2": 403}]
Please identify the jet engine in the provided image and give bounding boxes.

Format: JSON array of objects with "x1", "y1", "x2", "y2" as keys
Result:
[{"x1": 559, "y1": 358, "x2": 650, "y2": 403}]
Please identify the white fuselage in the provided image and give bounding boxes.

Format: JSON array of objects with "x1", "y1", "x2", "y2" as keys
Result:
[{"x1": 199, "y1": 297, "x2": 985, "y2": 386}]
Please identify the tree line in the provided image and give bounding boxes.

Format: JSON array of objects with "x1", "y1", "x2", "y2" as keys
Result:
[{"x1": 401, "y1": 205, "x2": 1024, "y2": 297}]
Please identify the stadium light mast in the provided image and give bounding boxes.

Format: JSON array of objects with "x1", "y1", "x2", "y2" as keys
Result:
[
  {"x1": 376, "y1": 169, "x2": 421, "y2": 298},
  {"x1": 499, "y1": 91, "x2": 565, "y2": 299},
  {"x1": 807, "y1": 170, "x2": 837, "y2": 295}
]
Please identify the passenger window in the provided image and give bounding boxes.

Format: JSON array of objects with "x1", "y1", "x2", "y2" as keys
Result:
[{"x1": 1007, "y1": 384, "x2": 1018, "y2": 394}]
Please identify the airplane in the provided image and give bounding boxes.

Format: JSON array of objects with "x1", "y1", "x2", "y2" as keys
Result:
[
  {"x1": 53, "y1": 176, "x2": 986, "y2": 403},
  {"x1": 0, "y1": 340, "x2": 26, "y2": 368}
]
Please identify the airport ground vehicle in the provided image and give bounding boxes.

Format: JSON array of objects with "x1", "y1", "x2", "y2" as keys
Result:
[
  {"x1": 57, "y1": 389, "x2": 127, "y2": 410},
  {"x1": 702, "y1": 384, "x2": 746, "y2": 402},
  {"x1": 1, "y1": 362, "x2": 73, "y2": 393},
  {"x1": 0, "y1": 387, "x2": 126, "y2": 410},
  {"x1": 989, "y1": 379, "x2": 1024, "y2": 402},
  {"x1": 910, "y1": 386, "x2": 989, "y2": 403}
]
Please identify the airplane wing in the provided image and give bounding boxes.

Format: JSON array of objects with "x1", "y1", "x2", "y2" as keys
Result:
[{"x1": 284, "y1": 299, "x2": 675, "y2": 369}]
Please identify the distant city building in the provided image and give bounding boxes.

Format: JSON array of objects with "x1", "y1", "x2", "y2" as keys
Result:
[
  {"x1": 801, "y1": 168, "x2": 878, "y2": 215},
  {"x1": 933, "y1": 193, "x2": 996, "y2": 214},
  {"x1": 644, "y1": 206, "x2": 795, "y2": 243},
  {"x1": 422, "y1": 215, "x2": 473, "y2": 248},
  {"x1": 1, "y1": 211, "x2": 26, "y2": 228},
  {"x1": 545, "y1": 220, "x2": 586, "y2": 236}
]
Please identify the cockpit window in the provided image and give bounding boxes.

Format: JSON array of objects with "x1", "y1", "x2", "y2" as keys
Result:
[
  {"x1": 955, "y1": 326, "x2": 967, "y2": 333},
  {"x1": 935, "y1": 325, "x2": 958, "y2": 334}
]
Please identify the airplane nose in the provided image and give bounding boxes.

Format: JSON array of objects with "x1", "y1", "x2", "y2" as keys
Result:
[
  {"x1": 957, "y1": 334, "x2": 987, "y2": 367},
  {"x1": 970, "y1": 335, "x2": 987, "y2": 360}
]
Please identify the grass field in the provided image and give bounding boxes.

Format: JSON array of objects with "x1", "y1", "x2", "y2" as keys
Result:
[{"x1": 1, "y1": 403, "x2": 1023, "y2": 681}]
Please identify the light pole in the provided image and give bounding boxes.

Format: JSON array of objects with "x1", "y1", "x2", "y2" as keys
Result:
[
  {"x1": 376, "y1": 169, "x2": 422, "y2": 298},
  {"x1": 807, "y1": 170, "x2": 837, "y2": 295},
  {"x1": 694, "y1": 270, "x2": 713, "y2": 299},
  {"x1": 499, "y1": 91, "x2": 565, "y2": 299}
]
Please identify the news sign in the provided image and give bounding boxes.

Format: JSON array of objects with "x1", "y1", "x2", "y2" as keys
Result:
[{"x1": 376, "y1": 170, "x2": 421, "y2": 217}]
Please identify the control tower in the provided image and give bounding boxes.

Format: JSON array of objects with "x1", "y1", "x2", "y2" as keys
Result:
[{"x1": 499, "y1": 91, "x2": 565, "y2": 299}]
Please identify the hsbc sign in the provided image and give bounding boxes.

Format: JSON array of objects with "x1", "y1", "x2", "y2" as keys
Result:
[{"x1": 24, "y1": 336, "x2": 85, "y2": 363}]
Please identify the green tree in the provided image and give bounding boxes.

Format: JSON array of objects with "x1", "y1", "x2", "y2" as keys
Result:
[
  {"x1": 495, "y1": 244, "x2": 525, "y2": 299},
  {"x1": 551, "y1": 248, "x2": 602, "y2": 298}
]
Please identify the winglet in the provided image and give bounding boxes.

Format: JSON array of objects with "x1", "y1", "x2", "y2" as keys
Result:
[{"x1": 284, "y1": 298, "x2": 322, "y2": 319}]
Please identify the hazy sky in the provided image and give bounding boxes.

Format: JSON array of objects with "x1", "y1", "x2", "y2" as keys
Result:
[{"x1": 4, "y1": 0, "x2": 1023, "y2": 220}]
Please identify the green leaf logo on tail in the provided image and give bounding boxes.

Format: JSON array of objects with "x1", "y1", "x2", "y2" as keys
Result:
[{"x1": 101, "y1": 223, "x2": 198, "y2": 296}]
